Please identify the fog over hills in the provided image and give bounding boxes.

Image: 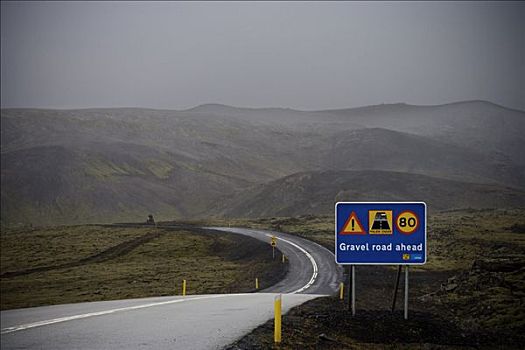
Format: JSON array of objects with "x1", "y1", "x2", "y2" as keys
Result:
[
  {"x1": 318, "y1": 101, "x2": 525, "y2": 166},
  {"x1": 1, "y1": 100, "x2": 524, "y2": 225},
  {"x1": 218, "y1": 170, "x2": 525, "y2": 218}
]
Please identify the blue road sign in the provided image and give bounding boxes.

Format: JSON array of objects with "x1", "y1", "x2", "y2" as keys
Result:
[{"x1": 335, "y1": 202, "x2": 426, "y2": 265}]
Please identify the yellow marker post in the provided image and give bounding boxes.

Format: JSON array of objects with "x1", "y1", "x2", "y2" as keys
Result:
[
  {"x1": 274, "y1": 294, "x2": 282, "y2": 343},
  {"x1": 339, "y1": 282, "x2": 344, "y2": 300},
  {"x1": 182, "y1": 279, "x2": 187, "y2": 296},
  {"x1": 255, "y1": 278, "x2": 259, "y2": 289}
]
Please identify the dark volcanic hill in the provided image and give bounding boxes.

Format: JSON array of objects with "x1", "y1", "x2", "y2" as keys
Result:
[
  {"x1": 218, "y1": 170, "x2": 525, "y2": 218},
  {"x1": 1, "y1": 100, "x2": 524, "y2": 225}
]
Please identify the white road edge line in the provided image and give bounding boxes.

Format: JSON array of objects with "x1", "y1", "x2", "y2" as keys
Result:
[
  {"x1": 263, "y1": 233, "x2": 319, "y2": 294},
  {"x1": 207, "y1": 227, "x2": 320, "y2": 294},
  {"x1": 1, "y1": 294, "x2": 252, "y2": 335},
  {"x1": 2, "y1": 228, "x2": 321, "y2": 335}
]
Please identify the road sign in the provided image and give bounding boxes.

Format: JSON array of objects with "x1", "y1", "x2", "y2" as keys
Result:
[
  {"x1": 368, "y1": 210, "x2": 393, "y2": 234},
  {"x1": 396, "y1": 210, "x2": 419, "y2": 234},
  {"x1": 340, "y1": 211, "x2": 365, "y2": 234},
  {"x1": 271, "y1": 236, "x2": 277, "y2": 247},
  {"x1": 335, "y1": 202, "x2": 426, "y2": 265}
]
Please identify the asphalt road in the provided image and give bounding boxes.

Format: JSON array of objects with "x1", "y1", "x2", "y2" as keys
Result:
[
  {"x1": 1, "y1": 227, "x2": 343, "y2": 349},
  {"x1": 208, "y1": 227, "x2": 343, "y2": 295}
]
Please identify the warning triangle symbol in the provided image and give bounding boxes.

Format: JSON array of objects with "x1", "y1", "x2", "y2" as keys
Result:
[{"x1": 340, "y1": 211, "x2": 366, "y2": 235}]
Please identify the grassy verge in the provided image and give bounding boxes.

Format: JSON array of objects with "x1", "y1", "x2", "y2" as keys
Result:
[
  {"x1": 0, "y1": 225, "x2": 287, "y2": 310},
  {"x1": 1, "y1": 225, "x2": 150, "y2": 274},
  {"x1": 225, "y1": 208, "x2": 525, "y2": 349}
]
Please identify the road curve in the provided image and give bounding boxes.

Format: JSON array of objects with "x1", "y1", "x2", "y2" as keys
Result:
[
  {"x1": 1, "y1": 227, "x2": 343, "y2": 349},
  {"x1": 208, "y1": 227, "x2": 343, "y2": 295}
]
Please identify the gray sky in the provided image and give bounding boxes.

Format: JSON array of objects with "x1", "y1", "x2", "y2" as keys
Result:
[{"x1": 1, "y1": 1, "x2": 524, "y2": 111}]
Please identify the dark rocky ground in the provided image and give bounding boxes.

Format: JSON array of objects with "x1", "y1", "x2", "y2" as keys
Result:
[
  {"x1": 228, "y1": 261, "x2": 524, "y2": 349},
  {"x1": 226, "y1": 210, "x2": 525, "y2": 349}
]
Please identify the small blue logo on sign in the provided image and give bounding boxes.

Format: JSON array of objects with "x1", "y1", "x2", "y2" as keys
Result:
[{"x1": 335, "y1": 202, "x2": 427, "y2": 265}]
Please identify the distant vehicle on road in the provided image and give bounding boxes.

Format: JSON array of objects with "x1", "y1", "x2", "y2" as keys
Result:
[{"x1": 146, "y1": 214, "x2": 155, "y2": 225}]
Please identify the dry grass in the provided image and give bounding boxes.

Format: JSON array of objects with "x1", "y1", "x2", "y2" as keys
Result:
[
  {"x1": 1, "y1": 225, "x2": 149, "y2": 273},
  {"x1": 0, "y1": 225, "x2": 286, "y2": 310}
]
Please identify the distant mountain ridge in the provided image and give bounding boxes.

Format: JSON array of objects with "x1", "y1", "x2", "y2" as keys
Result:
[{"x1": 1, "y1": 100, "x2": 524, "y2": 225}]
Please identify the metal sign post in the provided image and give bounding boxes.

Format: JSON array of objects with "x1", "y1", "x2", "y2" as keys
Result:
[
  {"x1": 335, "y1": 202, "x2": 426, "y2": 319},
  {"x1": 351, "y1": 265, "x2": 356, "y2": 316},
  {"x1": 347, "y1": 266, "x2": 352, "y2": 311},
  {"x1": 404, "y1": 265, "x2": 409, "y2": 320}
]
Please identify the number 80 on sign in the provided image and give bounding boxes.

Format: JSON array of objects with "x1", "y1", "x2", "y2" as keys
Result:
[{"x1": 396, "y1": 210, "x2": 419, "y2": 234}]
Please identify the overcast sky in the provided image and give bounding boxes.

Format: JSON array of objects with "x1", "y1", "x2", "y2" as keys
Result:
[{"x1": 1, "y1": 1, "x2": 524, "y2": 111}]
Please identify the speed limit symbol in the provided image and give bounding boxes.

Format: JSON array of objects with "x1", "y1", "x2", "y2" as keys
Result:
[{"x1": 396, "y1": 210, "x2": 419, "y2": 235}]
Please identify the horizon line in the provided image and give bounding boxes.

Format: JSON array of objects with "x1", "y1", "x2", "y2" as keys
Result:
[{"x1": 1, "y1": 99, "x2": 523, "y2": 114}]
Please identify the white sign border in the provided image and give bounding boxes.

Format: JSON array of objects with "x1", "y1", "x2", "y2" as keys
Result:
[{"x1": 335, "y1": 201, "x2": 427, "y2": 265}]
